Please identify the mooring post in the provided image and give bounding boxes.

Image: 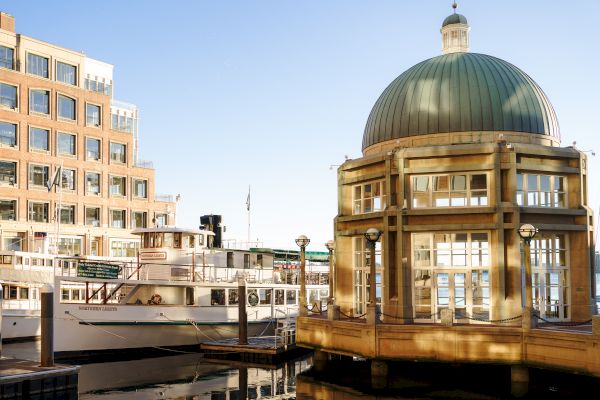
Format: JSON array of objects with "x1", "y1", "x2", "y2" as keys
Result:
[
  {"x1": 238, "y1": 277, "x2": 248, "y2": 345},
  {"x1": 239, "y1": 367, "x2": 248, "y2": 400},
  {"x1": 41, "y1": 284, "x2": 54, "y2": 367},
  {"x1": 0, "y1": 285, "x2": 3, "y2": 357}
]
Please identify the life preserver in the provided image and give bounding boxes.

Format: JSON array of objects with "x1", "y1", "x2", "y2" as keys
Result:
[
  {"x1": 151, "y1": 294, "x2": 162, "y2": 305},
  {"x1": 248, "y1": 292, "x2": 259, "y2": 307}
]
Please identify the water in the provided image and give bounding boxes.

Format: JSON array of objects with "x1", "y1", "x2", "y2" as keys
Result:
[{"x1": 2, "y1": 341, "x2": 599, "y2": 399}]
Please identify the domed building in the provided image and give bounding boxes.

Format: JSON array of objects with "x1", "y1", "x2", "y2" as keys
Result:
[{"x1": 298, "y1": 8, "x2": 598, "y2": 379}]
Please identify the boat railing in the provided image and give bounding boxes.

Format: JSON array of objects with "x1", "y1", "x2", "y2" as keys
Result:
[{"x1": 1, "y1": 298, "x2": 41, "y2": 312}]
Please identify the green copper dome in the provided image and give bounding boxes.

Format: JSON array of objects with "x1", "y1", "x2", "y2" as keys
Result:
[
  {"x1": 363, "y1": 52, "x2": 560, "y2": 150},
  {"x1": 442, "y1": 13, "x2": 468, "y2": 27}
]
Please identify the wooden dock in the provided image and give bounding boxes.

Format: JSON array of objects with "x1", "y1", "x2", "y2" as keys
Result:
[
  {"x1": 201, "y1": 334, "x2": 309, "y2": 363},
  {"x1": 0, "y1": 357, "x2": 79, "y2": 399}
]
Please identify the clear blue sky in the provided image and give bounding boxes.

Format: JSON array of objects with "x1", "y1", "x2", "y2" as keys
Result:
[{"x1": 5, "y1": 1, "x2": 600, "y2": 249}]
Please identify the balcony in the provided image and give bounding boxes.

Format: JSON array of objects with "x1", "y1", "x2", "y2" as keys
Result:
[
  {"x1": 134, "y1": 159, "x2": 153, "y2": 169},
  {"x1": 155, "y1": 194, "x2": 174, "y2": 203}
]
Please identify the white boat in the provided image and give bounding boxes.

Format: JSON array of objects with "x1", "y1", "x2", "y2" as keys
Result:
[
  {"x1": 53, "y1": 226, "x2": 329, "y2": 358},
  {"x1": 0, "y1": 251, "x2": 137, "y2": 340}
]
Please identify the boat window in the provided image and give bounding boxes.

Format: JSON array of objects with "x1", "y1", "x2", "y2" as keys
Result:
[
  {"x1": 259, "y1": 289, "x2": 272, "y2": 305},
  {"x1": 198, "y1": 234, "x2": 204, "y2": 246},
  {"x1": 2, "y1": 255, "x2": 12, "y2": 264},
  {"x1": 163, "y1": 233, "x2": 173, "y2": 248},
  {"x1": 9, "y1": 285, "x2": 17, "y2": 299},
  {"x1": 308, "y1": 289, "x2": 319, "y2": 304},
  {"x1": 227, "y1": 252, "x2": 234, "y2": 268},
  {"x1": 275, "y1": 289, "x2": 284, "y2": 305},
  {"x1": 174, "y1": 233, "x2": 181, "y2": 248},
  {"x1": 228, "y1": 289, "x2": 239, "y2": 305},
  {"x1": 61, "y1": 289, "x2": 69, "y2": 300},
  {"x1": 211, "y1": 289, "x2": 225, "y2": 305},
  {"x1": 257, "y1": 254, "x2": 263, "y2": 267},
  {"x1": 19, "y1": 287, "x2": 29, "y2": 299},
  {"x1": 188, "y1": 235, "x2": 195, "y2": 248},
  {"x1": 286, "y1": 290, "x2": 297, "y2": 305},
  {"x1": 155, "y1": 233, "x2": 163, "y2": 248},
  {"x1": 244, "y1": 254, "x2": 250, "y2": 269}
]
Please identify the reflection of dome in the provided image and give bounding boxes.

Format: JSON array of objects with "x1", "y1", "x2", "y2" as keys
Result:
[
  {"x1": 363, "y1": 52, "x2": 560, "y2": 151},
  {"x1": 442, "y1": 13, "x2": 467, "y2": 27}
]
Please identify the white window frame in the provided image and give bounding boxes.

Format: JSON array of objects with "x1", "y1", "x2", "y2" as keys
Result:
[
  {"x1": 411, "y1": 172, "x2": 489, "y2": 209},
  {"x1": 352, "y1": 180, "x2": 385, "y2": 214}
]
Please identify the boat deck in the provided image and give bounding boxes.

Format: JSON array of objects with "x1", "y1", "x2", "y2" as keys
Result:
[{"x1": 201, "y1": 335, "x2": 294, "y2": 355}]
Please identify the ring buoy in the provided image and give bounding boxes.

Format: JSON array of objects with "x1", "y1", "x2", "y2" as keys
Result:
[
  {"x1": 248, "y1": 292, "x2": 259, "y2": 307},
  {"x1": 151, "y1": 294, "x2": 162, "y2": 305}
]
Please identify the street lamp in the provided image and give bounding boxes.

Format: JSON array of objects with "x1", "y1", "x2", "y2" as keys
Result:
[
  {"x1": 364, "y1": 228, "x2": 381, "y2": 309},
  {"x1": 325, "y1": 240, "x2": 335, "y2": 304},
  {"x1": 518, "y1": 224, "x2": 538, "y2": 329},
  {"x1": 296, "y1": 235, "x2": 310, "y2": 317}
]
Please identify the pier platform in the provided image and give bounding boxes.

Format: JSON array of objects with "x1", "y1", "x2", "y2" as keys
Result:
[
  {"x1": 0, "y1": 357, "x2": 79, "y2": 399},
  {"x1": 201, "y1": 335, "x2": 308, "y2": 363}
]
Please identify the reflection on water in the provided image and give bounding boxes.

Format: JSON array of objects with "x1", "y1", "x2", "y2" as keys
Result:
[
  {"x1": 4, "y1": 341, "x2": 600, "y2": 399},
  {"x1": 78, "y1": 353, "x2": 311, "y2": 399}
]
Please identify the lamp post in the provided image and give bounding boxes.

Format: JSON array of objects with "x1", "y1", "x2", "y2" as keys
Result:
[
  {"x1": 295, "y1": 235, "x2": 310, "y2": 317},
  {"x1": 325, "y1": 240, "x2": 335, "y2": 304},
  {"x1": 364, "y1": 228, "x2": 381, "y2": 324},
  {"x1": 518, "y1": 224, "x2": 538, "y2": 329}
]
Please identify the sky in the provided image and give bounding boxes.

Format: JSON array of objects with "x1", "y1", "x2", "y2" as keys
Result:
[{"x1": 4, "y1": 0, "x2": 600, "y2": 250}]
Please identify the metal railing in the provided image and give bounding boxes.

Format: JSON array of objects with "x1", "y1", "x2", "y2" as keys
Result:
[
  {"x1": 134, "y1": 159, "x2": 154, "y2": 169},
  {"x1": 154, "y1": 194, "x2": 174, "y2": 202}
]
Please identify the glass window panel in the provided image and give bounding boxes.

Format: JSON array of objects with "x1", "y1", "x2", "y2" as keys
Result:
[
  {"x1": 0, "y1": 83, "x2": 17, "y2": 109},
  {"x1": 61, "y1": 169, "x2": 75, "y2": 190},
  {"x1": 414, "y1": 176, "x2": 429, "y2": 192},
  {"x1": 56, "y1": 62, "x2": 76, "y2": 85},
  {"x1": 110, "y1": 143, "x2": 126, "y2": 163},
  {"x1": 86, "y1": 172, "x2": 100, "y2": 194},
  {"x1": 432, "y1": 176, "x2": 448, "y2": 191},
  {"x1": 29, "y1": 165, "x2": 48, "y2": 186},
  {"x1": 86, "y1": 104, "x2": 101, "y2": 127},
  {"x1": 433, "y1": 193, "x2": 450, "y2": 207},
  {"x1": 527, "y1": 175, "x2": 538, "y2": 190},
  {"x1": 0, "y1": 161, "x2": 16, "y2": 185},
  {"x1": 86, "y1": 138, "x2": 101, "y2": 160},
  {"x1": 85, "y1": 207, "x2": 100, "y2": 226},
  {"x1": 57, "y1": 133, "x2": 75, "y2": 155},
  {"x1": 29, "y1": 127, "x2": 49, "y2": 151},
  {"x1": 133, "y1": 179, "x2": 147, "y2": 198},
  {"x1": 470, "y1": 174, "x2": 486, "y2": 190},
  {"x1": 27, "y1": 53, "x2": 48, "y2": 78},
  {"x1": 0, "y1": 46, "x2": 14, "y2": 69},
  {"x1": 57, "y1": 95, "x2": 75, "y2": 120},
  {"x1": 451, "y1": 175, "x2": 466, "y2": 190},
  {"x1": 0, "y1": 122, "x2": 16, "y2": 146},
  {"x1": 59, "y1": 205, "x2": 75, "y2": 224},
  {"x1": 29, "y1": 202, "x2": 49, "y2": 222},
  {"x1": 516, "y1": 174, "x2": 523, "y2": 190},
  {"x1": 0, "y1": 200, "x2": 16, "y2": 220},
  {"x1": 29, "y1": 90, "x2": 49, "y2": 114},
  {"x1": 450, "y1": 192, "x2": 466, "y2": 206},
  {"x1": 540, "y1": 175, "x2": 551, "y2": 191}
]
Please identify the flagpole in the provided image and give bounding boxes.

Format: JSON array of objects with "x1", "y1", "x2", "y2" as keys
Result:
[
  {"x1": 247, "y1": 185, "x2": 251, "y2": 245},
  {"x1": 55, "y1": 162, "x2": 63, "y2": 255}
]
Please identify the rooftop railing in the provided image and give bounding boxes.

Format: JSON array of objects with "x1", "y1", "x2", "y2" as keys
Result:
[
  {"x1": 154, "y1": 194, "x2": 173, "y2": 203},
  {"x1": 134, "y1": 159, "x2": 154, "y2": 169}
]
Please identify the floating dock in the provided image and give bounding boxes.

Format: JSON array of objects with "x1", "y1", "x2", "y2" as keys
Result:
[
  {"x1": 201, "y1": 334, "x2": 308, "y2": 363},
  {"x1": 0, "y1": 357, "x2": 79, "y2": 399}
]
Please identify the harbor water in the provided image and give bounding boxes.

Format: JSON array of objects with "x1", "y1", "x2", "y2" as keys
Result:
[{"x1": 2, "y1": 341, "x2": 600, "y2": 399}]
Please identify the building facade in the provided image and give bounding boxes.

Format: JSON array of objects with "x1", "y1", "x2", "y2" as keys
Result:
[
  {"x1": 330, "y1": 11, "x2": 595, "y2": 324},
  {"x1": 0, "y1": 12, "x2": 175, "y2": 257}
]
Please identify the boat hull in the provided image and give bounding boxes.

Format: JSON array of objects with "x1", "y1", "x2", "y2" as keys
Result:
[
  {"x1": 1, "y1": 311, "x2": 41, "y2": 340},
  {"x1": 54, "y1": 304, "x2": 276, "y2": 358}
]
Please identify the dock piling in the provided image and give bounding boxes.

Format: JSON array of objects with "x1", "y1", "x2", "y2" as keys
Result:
[
  {"x1": 0, "y1": 286, "x2": 3, "y2": 357},
  {"x1": 238, "y1": 277, "x2": 248, "y2": 345},
  {"x1": 41, "y1": 284, "x2": 54, "y2": 367}
]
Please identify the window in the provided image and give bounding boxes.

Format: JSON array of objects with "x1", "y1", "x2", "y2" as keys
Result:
[
  {"x1": 211, "y1": 289, "x2": 225, "y2": 305},
  {"x1": 29, "y1": 127, "x2": 49, "y2": 151},
  {"x1": 412, "y1": 173, "x2": 488, "y2": 208},
  {"x1": 85, "y1": 207, "x2": 100, "y2": 227},
  {"x1": 353, "y1": 236, "x2": 383, "y2": 314},
  {"x1": 353, "y1": 180, "x2": 385, "y2": 214},
  {"x1": 56, "y1": 62, "x2": 76, "y2": 85},
  {"x1": 0, "y1": 46, "x2": 14, "y2": 69},
  {"x1": 227, "y1": 252, "x2": 234, "y2": 267},
  {"x1": 86, "y1": 138, "x2": 101, "y2": 161},
  {"x1": 0, "y1": 122, "x2": 17, "y2": 147},
  {"x1": 133, "y1": 179, "x2": 147, "y2": 198},
  {"x1": 275, "y1": 289, "x2": 284, "y2": 305},
  {"x1": 57, "y1": 132, "x2": 76, "y2": 156},
  {"x1": 57, "y1": 237, "x2": 81, "y2": 255},
  {"x1": 27, "y1": 53, "x2": 49, "y2": 78},
  {"x1": 28, "y1": 202, "x2": 49, "y2": 222},
  {"x1": 155, "y1": 213, "x2": 167, "y2": 227},
  {"x1": 110, "y1": 176, "x2": 126, "y2": 196},
  {"x1": 57, "y1": 94, "x2": 76, "y2": 120},
  {"x1": 110, "y1": 239, "x2": 139, "y2": 257},
  {"x1": 29, "y1": 89, "x2": 49, "y2": 114},
  {"x1": 85, "y1": 172, "x2": 100, "y2": 195},
  {"x1": 28, "y1": 164, "x2": 49, "y2": 187},
  {"x1": 228, "y1": 289, "x2": 239, "y2": 305},
  {"x1": 85, "y1": 78, "x2": 112, "y2": 96},
  {"x1": 516, "y1": 173, "x2": 566, "y2": 208},
  {"x1": 61, "y1": 168, "x2": 75, "y2": 191},
  {"x1": 111, "y1": 112, "x2": 135, "y2": 133},
  {"x1": 131, "y1": 211, "x2": 147, "y2": 228},
  {"x1": 0, "y1": 199, "x2": 16, "y2": 221},
  {"x1": 110, "y1": 142, "x2": 126, "y2": 164},
  {"x1": 259, "y1": 289, "x2": 272, "y2": 305},
  {"x1": 86, "y1": 103, "x2": 101, "y2": 127},
  {"x1": 0, "y1": 161, "x2": 16, "y2": 186},
  {"x1": 286, "y1": 290, "x2": 297, "y2": 305},
  {"x1": 0, "y1": 83, "x2": 17, "y2": 109},
  {"x1": 110, "y1": 209, "x2": 126, "y2": 229},
  {"x1": 59, "y1": 205, "x2": 76, "y2": 224}
]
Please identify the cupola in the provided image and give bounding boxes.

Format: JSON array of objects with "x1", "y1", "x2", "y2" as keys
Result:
[{"x1": 441, "y1": 2, "x2": 470, "y2": 54}]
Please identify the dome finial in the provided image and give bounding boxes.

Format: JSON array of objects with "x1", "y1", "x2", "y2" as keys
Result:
[{"x1": 452, "y1": 1, "x2": 458, "y2": 13}]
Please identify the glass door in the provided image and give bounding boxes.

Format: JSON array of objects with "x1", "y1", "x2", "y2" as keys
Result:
[{"x1": 435, "y1": 271, "x2": 467, "y2": 321}]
